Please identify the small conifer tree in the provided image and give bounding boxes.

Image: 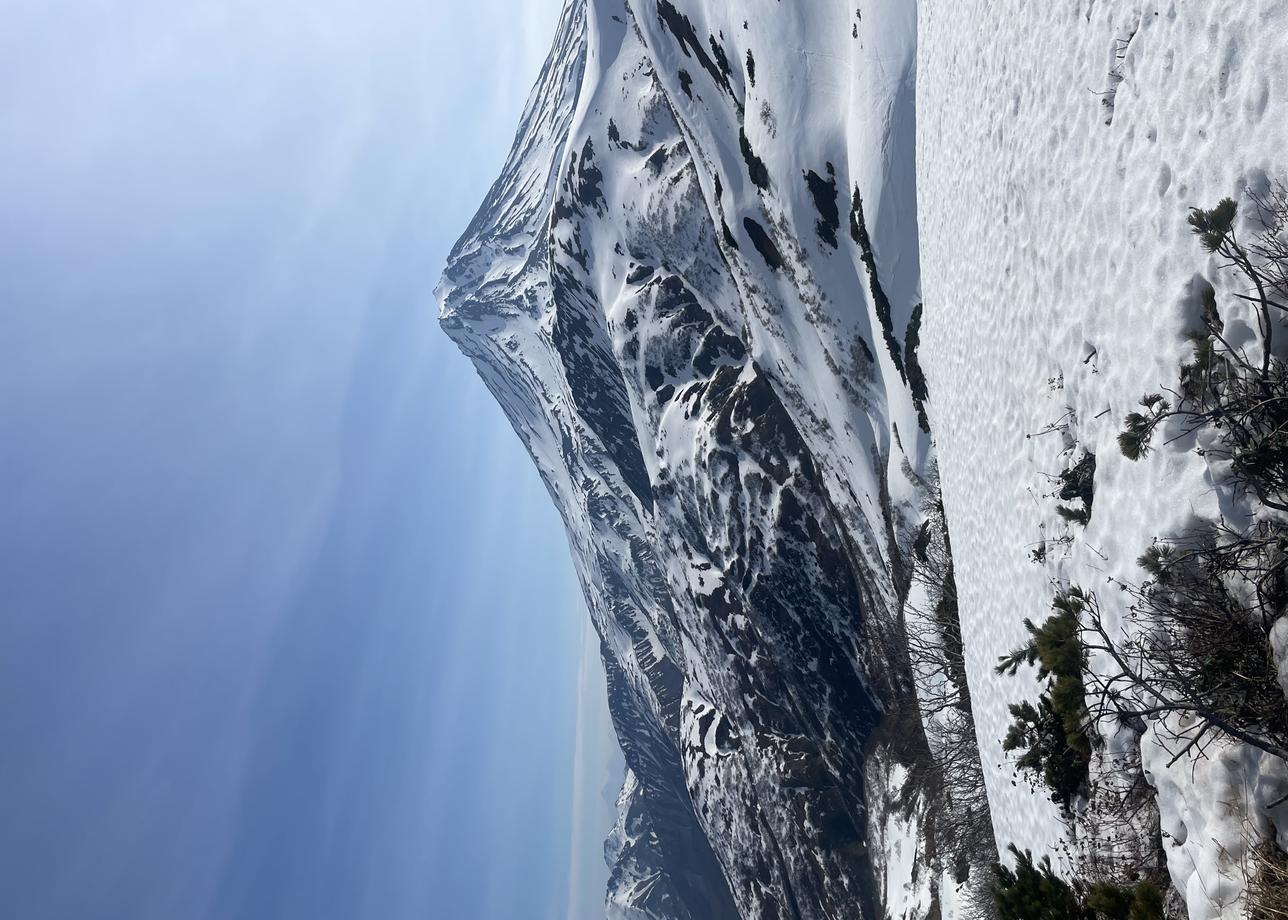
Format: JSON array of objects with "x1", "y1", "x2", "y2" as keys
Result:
[
  {"x1": 996, "y1": 589, "x2": 1092, "y2": 808},
  {"x1": 993, "y1": 846, "x2": 1088, "y2": 920}
]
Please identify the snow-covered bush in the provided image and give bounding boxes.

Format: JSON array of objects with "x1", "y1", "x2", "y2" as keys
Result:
[
  {"x1": 1101, "y1": 190, "x2": 1288, "y2": 765},
  {"x1": 1117, "y1": 193, "x2": 1288, "y2": 511},
  {"x1": 1083, "y1": 535, "x2": 1288, "y2": 763}
]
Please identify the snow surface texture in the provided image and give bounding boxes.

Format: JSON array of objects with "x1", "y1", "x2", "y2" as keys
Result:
[{"x1": 919, "y1": 2, "x2": 1288, "y2": 917}]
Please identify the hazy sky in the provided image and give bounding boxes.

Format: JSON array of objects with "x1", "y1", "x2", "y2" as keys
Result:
[{"x1": 0, "y1": 1, "x2": 621, "y2": 918}]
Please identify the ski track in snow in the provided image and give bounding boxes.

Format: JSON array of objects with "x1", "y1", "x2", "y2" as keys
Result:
[{"x1": 919, "y1": 2, "x2": 1288, "y2": 917}]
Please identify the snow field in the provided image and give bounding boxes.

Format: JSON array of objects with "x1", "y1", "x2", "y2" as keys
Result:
[{"x1": 918, "y1": 1, "x2": 1288, "y2": 916}]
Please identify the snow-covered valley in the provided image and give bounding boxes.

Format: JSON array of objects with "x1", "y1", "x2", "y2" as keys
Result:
[{"x1": 438, "y1": 1, "x2": 1288, "y2": 916}]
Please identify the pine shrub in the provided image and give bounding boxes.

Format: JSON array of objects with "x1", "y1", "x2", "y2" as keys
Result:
[
  {"x1": 993, "y1": 847, "x2": 1165, "y2": 920},
  {"x1": 996, "y1": 589, "x2": 1092, "y2": 809}
]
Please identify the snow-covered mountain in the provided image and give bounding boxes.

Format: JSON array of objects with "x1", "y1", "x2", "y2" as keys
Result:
[
  {"x1": 439, "y1": 0, "x2": 1288, "y2": 917},
  {"x1": 438, "y1": 1, "x2": 945, "y2": 916}
]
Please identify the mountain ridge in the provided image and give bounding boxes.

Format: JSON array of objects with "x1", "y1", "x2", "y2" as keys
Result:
[{"x1": 438, "y1": 1, "x2": 971, "y2": 916}]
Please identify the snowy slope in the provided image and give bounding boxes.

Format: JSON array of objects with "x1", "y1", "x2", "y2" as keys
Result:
[
  {"x1": 438, "y1": 0, "x2": 962, "y2": 917},
  {"x1": 918, "y1": 2, "x2": 1288, "y2": 917},
  {"x1": 442, "y1": 0, "x2": 1288, "y2": 916}
]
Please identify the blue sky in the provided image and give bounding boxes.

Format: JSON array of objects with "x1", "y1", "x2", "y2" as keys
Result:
[{"x1": 0, "y1": 1, "x2": 621, "y2": 918}]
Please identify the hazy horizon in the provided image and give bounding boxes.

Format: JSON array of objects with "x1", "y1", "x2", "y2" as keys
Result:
[{"x1": 0, "y1": 1, "x2": 622, "y2": 917}]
